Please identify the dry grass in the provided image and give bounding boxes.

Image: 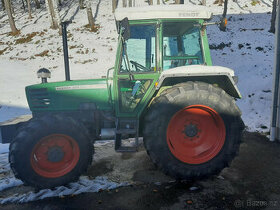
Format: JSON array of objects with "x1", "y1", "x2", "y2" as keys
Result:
[
  {"x1": 69, "y1": 45, "x2": 79, "y2": 49},
  {"x1": 0, "y1": 47, "x2": 8, "y2": 55},
  {"x1": 84, "y1": 24, "x2": 100, "y2": 32},
  {"x1": 251, "y1": 0, "x2": 260, "y2": 6},
  {"x1": 15, "y1": 32, "x2": 45, "y2": 44},
  {"x1": 35, "y1": 50, "x2": 49, "y2": 57},
  {"x1": 8, "y1": 30, "x2": 20, "y2": 36}
]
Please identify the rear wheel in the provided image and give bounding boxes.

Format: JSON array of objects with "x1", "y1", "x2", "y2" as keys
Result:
[
  {"x1": 143, "y1": 82, "x2": 244, "y2": 180},
  {"x1": 9, "y1": 114, "x2": 93, "y2": 189}
]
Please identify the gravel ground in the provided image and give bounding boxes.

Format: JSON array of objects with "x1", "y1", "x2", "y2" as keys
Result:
[{"x1": 1, "y1": 132, "x2": 280, "y2": 210}]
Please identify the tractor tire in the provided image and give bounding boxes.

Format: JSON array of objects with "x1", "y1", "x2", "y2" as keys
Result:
[
  {"x1": 9, "y1": 114, "x2": 93, "y2": 189},
  {"x1": 143, "y1": 81, "x2": 244, "y2": 180}
]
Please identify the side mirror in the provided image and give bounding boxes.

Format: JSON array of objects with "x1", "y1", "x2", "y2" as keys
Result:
[{"x1": 119, "y1": 17, "x2": 130, "y2": 40}]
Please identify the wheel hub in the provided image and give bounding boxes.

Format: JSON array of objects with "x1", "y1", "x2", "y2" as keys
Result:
[
  {"x1": 166, "y1": 105, "x2": 226, "y2": 164},
  {"x1": 30, "y1": 134, "x2": 80, "y2": 178},
  {"x1": 185, "y1": 124, "x2": 198, "y2": 137},
  {"x1": 47, "y1": 146, "x2": 64, "y2": 162}
]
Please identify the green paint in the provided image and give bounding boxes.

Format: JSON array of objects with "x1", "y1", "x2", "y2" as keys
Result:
[
  {"x1": 26, "y1": 17, "x2": 219, "y2": 119},
  {"x1": 26, "y1": 79, "x2": 112, "y2": 112}
]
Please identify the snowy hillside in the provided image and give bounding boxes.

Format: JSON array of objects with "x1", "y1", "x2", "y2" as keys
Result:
[
  {"x1": 0, "y1": 0, "x2": 274, "y2": 131},
  {"x1": 0, "y1": 0, "x2": 276, "y2": 203}
]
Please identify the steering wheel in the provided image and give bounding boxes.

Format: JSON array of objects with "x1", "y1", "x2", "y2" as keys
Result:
[{"x1": 130, "y1": 60, "x2": 150, "y2": 72}]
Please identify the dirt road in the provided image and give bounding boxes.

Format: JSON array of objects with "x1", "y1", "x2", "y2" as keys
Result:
[{"x1": 1, "y1": 132, "x2": 280, "y2": 210}]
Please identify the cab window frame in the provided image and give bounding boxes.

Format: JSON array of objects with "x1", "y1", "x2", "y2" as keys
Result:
[{"x1": 118, "y1": 22, "x2": 158, "y2": 75}]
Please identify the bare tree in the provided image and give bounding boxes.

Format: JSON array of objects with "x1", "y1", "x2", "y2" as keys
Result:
[
  {"x1": 45, "y1": 0, "x2": 61, "y2": 30},
  {"x1": 27, "y1": 0, "x2": 32, "y2": 18},
  {"x1": 202, "y1": 0, "x2": 206, "y2": 6},
  {"x1": 1, "y1": 0, "x2": 5, "y2": 11},
  {"x1": 112, "y1": 0, "x2": 117, "y2": 12},
  {"x1": 10, "y1": 0, "x2": 14, "y2": 14},
  {"x1": 34, "y1": 0, "x2": 41, "y2": 9},
  {"x1": 122, "y1": 0, "x2": 126, "y2": 7},
  {"x1": 4, "y1": 0, "x2": 19, "y2": 34},
  {"x1": 21, "y1": 0, "x2": 26, "y2": 11},
  {"x1": 79, "y1": 0, "x2": 85, "y2": 9},
  {"x1": 157, "y1": 0, "x2": 160, "y2": 5},
  {"x1": 128, "y1": 0, "x2": 132, "y2": 7},
  {"x1": 85, "y1": 0, "x2": 96, "y2": 31},
  {"x1": 149, "y1": 0, "x2": 153, "y2": 5},
  {"x1": 270, "y1": 0, "x2": 278, "y2": 33},
  {"x1": 218, "y1": 0, "x2": 223, "y2": 6}
]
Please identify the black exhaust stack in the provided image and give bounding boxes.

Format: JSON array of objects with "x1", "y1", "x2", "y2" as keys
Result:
[{"x1": 61, "y1": 21, "x2": 71, "y2": 81}]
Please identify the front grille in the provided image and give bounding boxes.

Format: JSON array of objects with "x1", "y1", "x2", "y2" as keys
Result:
[{"x1": 28, "y1": 88, "x2": 51, "y2": 109}]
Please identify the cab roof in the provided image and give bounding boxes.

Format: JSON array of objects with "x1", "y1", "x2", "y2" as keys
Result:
[{"x1": 114, "y1": 5, "x2": 213, "y2": 21}]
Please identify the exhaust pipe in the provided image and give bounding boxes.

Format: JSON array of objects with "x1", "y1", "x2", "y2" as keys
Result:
[{"x1": 61, "y1": 21, "x2": 71, "y2": 81}]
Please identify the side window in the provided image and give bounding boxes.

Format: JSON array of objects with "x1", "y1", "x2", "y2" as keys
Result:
[
  {"x1": 120, "y1": 25, "x2": 156, "y2": 73},
  {"x1": 182, "y1": 28, "x2": 203, "y2": 63},
  {"x1": 162, "y1": 22, "x2": 204, "y2": 70}
]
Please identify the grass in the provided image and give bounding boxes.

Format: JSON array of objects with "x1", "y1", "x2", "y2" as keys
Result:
[
  {"x1": 35, "y1": 50, "x2": 49, "y2": 57},
  {"x1": 0, "y1": 47, "x2": 8, "y2": 55},
  {"x1": 84, "y1": 24, "x2": 100, "y2": 32},
  {"x1": 251, "y1": 0, "x2": 260, "y2": 6},
  {"x1": 15, "y1": 32, "x2": 45, "y2": 44}
]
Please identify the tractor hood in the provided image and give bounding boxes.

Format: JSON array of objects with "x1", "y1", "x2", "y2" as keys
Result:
[{"x1": 25, "y1": 79, "x2": 112, "y2": 112}]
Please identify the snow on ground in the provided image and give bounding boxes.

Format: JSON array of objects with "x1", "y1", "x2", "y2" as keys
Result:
[
  {"x1": 0, "y1": 144, "x2": 9, "y2": 154},
  {"x1": 0, "y1": 0, "x2": 274, "y2": 130},
  {"x1": 0, "y1": 0, "x2": 276, "y2": 204},
  {"x1": 208, "y1": 13, "x2": 274, "y2": 131},
  {"x1": 0, "y1": 176, "x2": 127, "y2": 204},
  {"x1": 0, "y1": 142, "x2": 128, "y2": 204}
]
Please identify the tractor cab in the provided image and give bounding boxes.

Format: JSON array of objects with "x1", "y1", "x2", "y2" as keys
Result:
[
  {"x1": 113, "y1": 5, "x2": 214, "y2": 117},
  {"x1": 115, "y1": 5, "x2": 213, "y2": 72}
]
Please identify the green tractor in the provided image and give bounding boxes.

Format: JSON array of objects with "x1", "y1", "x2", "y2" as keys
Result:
[{"x1": 0, "y1": 4, "x2": 244, "y2": 188}]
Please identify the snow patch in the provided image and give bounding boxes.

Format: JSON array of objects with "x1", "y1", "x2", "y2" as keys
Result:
[
  {"x1": 0, "y1": 144, "x2": 9, "y2": 154},
  {"x1": 0, "y1": 177, "x2": 23, "y2": 192},
  {"x1": 0, "y1": 176, "x2": 128, "y2": 204}
]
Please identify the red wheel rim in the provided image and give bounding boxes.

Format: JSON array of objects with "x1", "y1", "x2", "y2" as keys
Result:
[
  {"x1": 30, "y1": 134, "x2": 80, "y2": 178},
  {"x1": 166, "y1": 105, "x2": 226, "y2": 164}
]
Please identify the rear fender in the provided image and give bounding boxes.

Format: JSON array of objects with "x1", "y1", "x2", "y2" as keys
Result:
[{"x1": 156, "y1": 65, "x2": 241, "y2": 98}]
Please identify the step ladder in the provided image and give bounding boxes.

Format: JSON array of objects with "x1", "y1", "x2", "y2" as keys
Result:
[{"x1": 115, "y1": 118, "x2": 139, "y2": 152}]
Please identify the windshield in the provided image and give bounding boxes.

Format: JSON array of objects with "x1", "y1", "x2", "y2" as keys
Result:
[
  {"x1": 163, "y1": 22, "x2": 204, "y2": 70},
  {"x1": 120, "y1": 24, "x2": 156, "y2": 73}
]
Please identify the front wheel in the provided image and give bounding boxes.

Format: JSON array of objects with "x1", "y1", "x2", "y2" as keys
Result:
[
  {"x1": 9, "y1": 114, "x2": 93, "y2": 189},
  {"x1": 143, "y1": 82, "x2": 244, "y2": 180}
]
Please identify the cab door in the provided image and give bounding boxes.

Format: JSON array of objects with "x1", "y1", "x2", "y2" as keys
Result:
[{"x1": 114, "y1": 22, "x2": 160, "y2": 118}]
